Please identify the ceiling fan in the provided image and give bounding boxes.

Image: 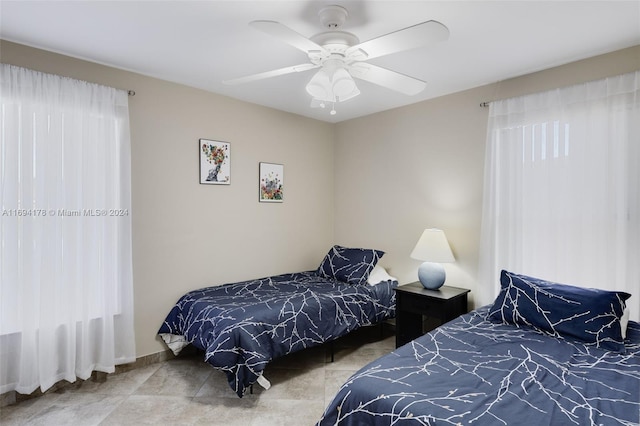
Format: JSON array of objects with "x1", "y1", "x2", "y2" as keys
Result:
[{"x1": 223, "y1": 5, "x2": 449, "y2": 115}]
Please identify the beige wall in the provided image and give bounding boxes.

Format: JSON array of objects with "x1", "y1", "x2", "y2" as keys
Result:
[
  {"x1": 334, "y1": 45, "x2": 640, "y2": 305},
  {"x1": 1, "y1": 40, "x2": 336, "y2": 357},
  {"x1": 2, "y1": 39, "x2": 638, "y2": 358}
]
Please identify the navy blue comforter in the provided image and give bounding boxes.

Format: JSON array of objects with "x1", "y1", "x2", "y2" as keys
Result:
[
  {"x1": 158, "y1": 271, "x2": 397, "y2": 397},
  {"x1": 318, "y1": 306, "x2": 640, "y2": 425}
]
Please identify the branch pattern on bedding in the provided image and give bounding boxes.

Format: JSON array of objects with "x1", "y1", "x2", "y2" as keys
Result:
[
  {"x1": 488, "y1": 270, "x2": 630, "y2": 353},
  {"x1": 318, "y1": 306, "x2": 640, "y2": 425},
  {"x1": 158, "y1": 271, "x2": 396, "y2": 397}
]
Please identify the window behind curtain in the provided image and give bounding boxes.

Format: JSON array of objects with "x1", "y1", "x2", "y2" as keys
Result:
[
  {"x1": 0, "y1": 64, "x2": 135, "y2": 394},
  {"x1": 478, "y1": 71, "x2": 640, "y2": 321}
]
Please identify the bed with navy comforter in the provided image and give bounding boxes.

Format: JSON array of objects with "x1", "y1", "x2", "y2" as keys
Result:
[
  {"x1": 158, "y1": 263, "x2": 397, "y2": 397},
  {"x1": 318, "y1": 270, "x2": 639, "y2": 425}
]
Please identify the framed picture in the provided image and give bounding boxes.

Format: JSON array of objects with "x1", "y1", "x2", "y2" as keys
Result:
[
  {"x1": 199, "y1": 139, "x2": 230, "y2": 185},
  {"x1": 259, "y1": 162, "x2": 284, "y2": 203}
]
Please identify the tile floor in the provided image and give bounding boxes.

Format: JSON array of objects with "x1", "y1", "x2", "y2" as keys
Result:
[{"x1": 0, "y1": 325, "x2": 395, "y2": 426}]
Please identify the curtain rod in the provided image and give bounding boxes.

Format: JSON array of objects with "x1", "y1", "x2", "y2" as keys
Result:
[{"x1": 6, "y1": 64, "x2": 136, "y2": 96}]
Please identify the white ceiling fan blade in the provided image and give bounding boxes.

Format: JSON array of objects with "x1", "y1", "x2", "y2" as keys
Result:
[
  {"x1": 346, "y1": 20, "x2": 449, "y2": 61},
  {"x1": 348, "y1": 63, "x2": 426, "y2": 95},
  {"x1": 250, "y1": 20, "x2": 325, "y2": 54},
  {"x1": 223, "y1": 63, "x2": 319, "y2": 85}
]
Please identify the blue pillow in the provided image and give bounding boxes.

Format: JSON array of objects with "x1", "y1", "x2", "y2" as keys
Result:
[
  {"x1": 317, "y1": 245, "x2": 384, "y2": 285},
  {"x1": 488, "y1": 270, "x2": 631, "y2": 352}
]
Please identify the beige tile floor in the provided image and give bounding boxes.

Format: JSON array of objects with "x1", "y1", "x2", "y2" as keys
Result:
[{"x1": 0, "y1": 325, "x2": 395, "y2": 426}]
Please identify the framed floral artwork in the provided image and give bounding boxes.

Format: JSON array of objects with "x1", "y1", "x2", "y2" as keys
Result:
[
  {"x1": 259, "y1": 162, "x2": 283, "y2": 202},
  {"x1": 199, "y1": 139, "x2": 230, "y2": 185}
]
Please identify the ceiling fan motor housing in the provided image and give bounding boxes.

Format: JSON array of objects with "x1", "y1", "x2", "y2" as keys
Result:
[
  {"x1": 311, "y1": 31, "x2": 359, "y2": 49},
  {"x1": 310, "y1": 4, "x2": 360, "y2": 62},
  {"x1": 309, "y1": 31, "x2": 360, "y2": 64},
  {"x1": 318, "y1": 5, "x2": 348, "y2": 29}
]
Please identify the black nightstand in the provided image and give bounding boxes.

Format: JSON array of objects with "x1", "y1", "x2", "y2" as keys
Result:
[{"x1": 394, "y1": 282, "x2": 470, "y2": 348}]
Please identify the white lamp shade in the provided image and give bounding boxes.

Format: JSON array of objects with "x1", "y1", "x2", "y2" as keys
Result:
[{"x1": 410, "y1": 228, "x2": 455, "y2": 263}]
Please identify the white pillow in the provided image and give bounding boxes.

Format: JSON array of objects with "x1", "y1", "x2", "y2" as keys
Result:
[
  {"x1": 621, "y1": 306, "x2": 630, "y2": 339},
  {"x1": 367, "y1": 265, "x2": 397, "y2": 286}
]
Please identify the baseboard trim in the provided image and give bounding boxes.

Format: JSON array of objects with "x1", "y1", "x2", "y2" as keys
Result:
[{"x1": 0, "y1": 348, "x2": 182, "y2": 408}]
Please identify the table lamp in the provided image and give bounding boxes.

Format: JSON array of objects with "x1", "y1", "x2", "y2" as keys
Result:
[{"x1": 410, "y1": 228, "x2": 455, "y2": 289}]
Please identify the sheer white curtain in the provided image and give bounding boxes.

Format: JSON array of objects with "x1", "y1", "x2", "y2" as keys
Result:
[
  {"x1": 0, "y1": 64, "x2": 135, "y2": 394},
  {"x1": 478, "y1": 71, "x2": 640, "y2": 321}
]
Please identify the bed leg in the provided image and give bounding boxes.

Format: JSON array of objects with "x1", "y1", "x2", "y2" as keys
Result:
[
  {"x1": 250, "y1": 385, "x2": 253, "y2": 394},
  {"x1": 330, "y1": 340, "x2": 334, "y2": 363}
]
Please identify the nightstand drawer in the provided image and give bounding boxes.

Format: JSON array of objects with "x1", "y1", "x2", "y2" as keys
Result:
[
  {"x1": 394, "y1": 283, "x2": 470, "y2": 348},
  {"x1": 400, "y1": 295, "x2": 445, "y2": 316}
]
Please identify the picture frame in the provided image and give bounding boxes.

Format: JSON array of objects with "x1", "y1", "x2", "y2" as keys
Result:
[
  {"x1": 199, "y1": 139, "x2": 230, "y2": 185},
  {"x1": 259, "y1": 162, "x2": 284, "y2": 203}
]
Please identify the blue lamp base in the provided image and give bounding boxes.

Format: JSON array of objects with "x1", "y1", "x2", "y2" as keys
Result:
[{"x1": 417, "y1": 262, "x2": 446, "y2": 289}]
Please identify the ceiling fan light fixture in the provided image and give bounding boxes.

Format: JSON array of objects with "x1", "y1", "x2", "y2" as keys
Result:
[
  {"x1": 337, "y1": 86, "x2": 360, "y2": 102},
  {"x1": 305, "y1": 69, "x2": 331, "y2": 99},
  {"x1": 306, "y1": 65, "x2": 360, "y2": 105},
  {"x1": 332, "y1": 67, "x2": 356, "y2": 97}
]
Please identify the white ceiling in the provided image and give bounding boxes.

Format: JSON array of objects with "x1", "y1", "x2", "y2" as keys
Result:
[{"x1": 1, "y1": 1, "x2": 639, "y2": 123}]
